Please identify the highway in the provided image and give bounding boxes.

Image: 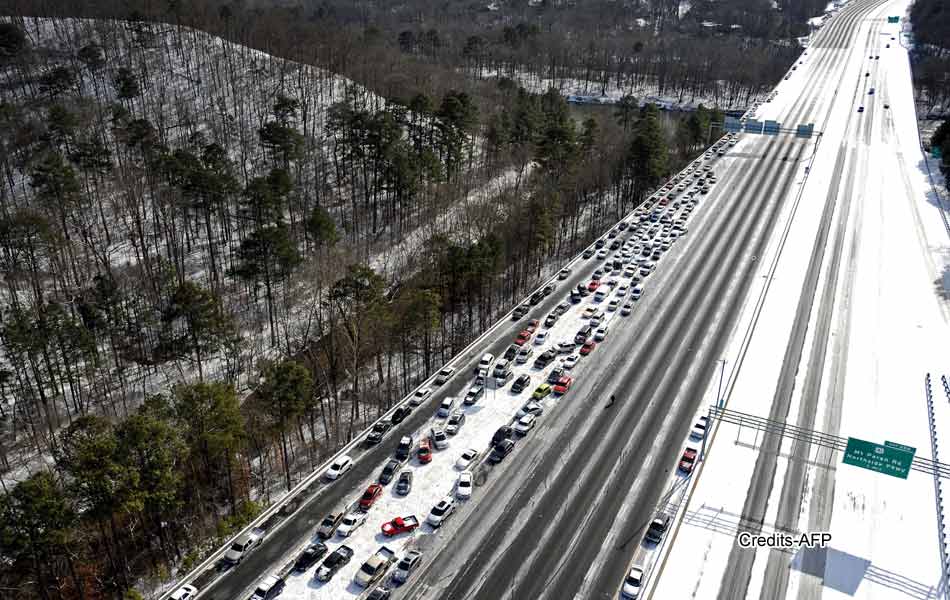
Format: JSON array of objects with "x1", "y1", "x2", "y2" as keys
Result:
[
  {"x1": 395, "y1": 1, "x2": 892, "y2": 599},
  {"x1": 187, "y1": 2, "x2": 892, "y2": 599}
]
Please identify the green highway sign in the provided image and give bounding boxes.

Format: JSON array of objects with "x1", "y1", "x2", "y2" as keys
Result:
[
  {"x1": 843, "y1": 437, "x2": 915, "y2": 479},
  {"x1": 887, "y1": 16, "x2": 900, "y2": 23}
]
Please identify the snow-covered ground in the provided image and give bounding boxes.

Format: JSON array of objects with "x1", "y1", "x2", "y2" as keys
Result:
[{"x1": 649, "y1": 0, "x2": 949, "y2": 598}]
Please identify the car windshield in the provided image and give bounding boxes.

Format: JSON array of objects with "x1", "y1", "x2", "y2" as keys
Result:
[
  {"x1": 320, "y1": 517, "x2": 333, "y2": 526},
  {"x1": 343, "y1": 516, "x2": 356, "y2": 525},
  {"x1": 230, "y1": 542, "x2": 244, "y2": 552},
  {"x1": 360, "y1": 563, "x2": 377, "y2": 575},
  {"x1": 432, "y1": 506, "x2": 445, "y2": 516}
]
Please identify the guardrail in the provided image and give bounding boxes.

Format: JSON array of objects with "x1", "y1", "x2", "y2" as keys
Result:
[{"x1": 934, "y1": 375, "x2": 950, "y2": 599}]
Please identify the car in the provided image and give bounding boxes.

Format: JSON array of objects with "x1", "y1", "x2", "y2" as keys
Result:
[
  {"x1": 437, "y1": 395, "x2": 456, "y2": 417},
  {"x1": 590, "y1": 312, "x2": 605, "y2": 328},
  {"x1": 690, "y1": 416, "x2": 709, "y2": 440},
  {"x1": 621, "y1": 302, "x2": 633, "y2": 316},
  {"x1": 393, "y1": 550, "x2": 423, "y2": 584},
  {"x1": 367, "y1": 587, "x2": 391, "y2": 600},
  {"x1": 576, "y1": 282, "x2": 590, "y2": 296},
  {"x1": 365, "y1": 421, "x2": 392, "y2": 445},
  {"x1": 617, "y1": 284, "x2": 629, "y2": 296},
  {"x1": 516, "y1": 401, "x2": 545, "y2": 418},
  {"x1": 515, "y1": 330, "x2": 532, "y2": 345},
  {"x1": 463, "y1": 385, "x2": 484, "y2": 405},
  {"x1": 489, "y1": 439, "x2": 515, "y2": 463},
  {"x1": 580, "y1": 340, "x2": 596, "y2": 355},
  {"x1": 502, "y1": 344, "x2": 519, "y2": 361},
  {"x1": 516, "y1": 346, "x2": 534, "y2": 364},
  {"x1": 875, "y1": 55, "x2": 879, "y2": 59},
  {"x1": 561, "y1": 354, "x2": 580, "y2": 369},
  {"x1": 542, "y1": 283, "x2": 556, "y2": 296},
  {"x1": 582, "y1": 306, "x2": 597, "y2": 319},
  {"x1": 594, "y1": 249, "x2": 608, "y2": 260},
  {"x1": 378, "y1": 460, "x2": 400, "y2": 485},
  {"x1": 525, "y1": 319, "x2": 540, "y2": 333},
  {"x1": 645, "y1": 514, "x2": 671, "y2": 544},
  {"x1": 395, "y1": 470, "x2": 413, "y2": 495},
  {"x1": 587, "y1": 280, "x2": 601, "y2": 292},
  {"x1": 865, "y1": 71, "x2": 870, "y2": 77},
  {"x1": 456, "y1": 470, "x2": 474, "y2": 500},
  {"x1": 390, "y1": 406, "x2": 412, "y2": 425},
  {"x1": 555, "y1": 341, "x2": 576, "y2": 355},
  {"x1": 446, "y1": 411, "x2": 466, "y2": 435},
  {"x1": 430, "y1": 427, "x2": 449, "y2": 450},
  {"x1": 529, "y1": 291, "x2": 544, "y2": 305},
  {"x1": 593, "y1": 289, "x2": 607, "y2": 302},
  {"x1": 885, "y1": 43, "x2": 890, "y2": 48},
  {"x1": 170, "y1": 585, "x2": 198, "y2": 600},
  {"x1": 679, "y1": 448, "x2": 698, "y2": 473},
  {"x1": 316, "y1": 511, "x2": 345, "y2": 539},
  {"x1": 534, "y1": 331, "x2": 548, "y2": 345},
  {"x1": 475, "y1": 353, "x2": 495, "y2": 375},
  {"x1": 532, "y1": 383, "x2": 552, "y2": 400},
  {"x1": 359, "y1": 484, "x2": 384, "y2": 510},
  {"x1": 512, "y1": 374, "x2": 531, "y2": 393},
  {"x1": 409, "y1": 387, "x2": 432, "y2": 406},
  {"x1": 884, "y1": 103, "x2": 890, "y2": 109},
  {"x1": 315, "y1": 545, "x2": 354, "y2": 582},
  {"x1": 554, "y1": 301, "x2": 571, "y2": 316},
  {"x1": 868, "y1": 87, "x2": 875, "y2": 95},
  {"x1": 544, "y1": 313, "x2": 558, "y2": 328},
  {"x1": 250, "y1": 575, "x2": 285, "y2": 600},
  {"x1": 434, "y1": 366, "x2": 455, "y2": 385},
  {"x1": 594, "y1": 325, "x2": 609, "y2": 341},
  {"x1": 631, "y1": 285, "x2": 643, "y2": 300},
  {"x1": 639, "y1": 262, "x2": 655, "y2": 277},
  {"x1": 417, "y1": 439, "x2": 432, "y2": 464},
  {"x1": 558, "y1": 268, "x2": 571, "y2": 279},
  {"x1": 547, "y1": 367, "x2": 565, "y2": 384},
  {"x1": 491, "y1": 426, "x2": 513, "y2": 446},
  {"x1": 427, "y1": 496, "x2": 457, "y2": 528},
  {"x1": 293, "y1": 543, "x2": 328, "y2": 572},
  {"x1": 456, "y1": 448, "x2": 480, "y2": 470},
  {"x1": 512, "y1": 304, "x2": 531, "y2": 320},
  {"x1": 583, "y1": 249, "x2": 595, "y2": 259},
  {"x1": 395, "y1": 436, "x2": 413, "y2": 461},
  {"x1": 553, "y1": 376, "x2": 574, "y2": 394},
  {"x1": 324, "y1": 455, "x2": 353, "y2": 481},
  {"x1": 857, "y1": 106, "x2": 864, "y2": 113},
  {"x1": 621, "y1": 566, "x2": 644, "y2": 598},
  {"x1": 533, "y1": 349, "x2": 557, "y2": 368},
  {"x1": 337, "y1": 511, "x2": 368, "y2": 536},
  {"x1": 381, "y1": 515, "x2": 420, "y2": 537},
  {"x1": 595, "y1": 238, "x2": 606, "y2": 248}
]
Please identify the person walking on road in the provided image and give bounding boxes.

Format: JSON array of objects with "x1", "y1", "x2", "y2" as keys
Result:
[{"x1": 606, "y1": 394, "x2": 616, "y2": 408}]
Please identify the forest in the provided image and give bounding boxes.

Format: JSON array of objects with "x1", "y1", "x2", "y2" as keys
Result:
[
  {"x1": 910, "y1": 0, "x2": 950, "y2": 113},
  {"x1": 0, "y1": 0, "x2": 840, "y2": 598}
]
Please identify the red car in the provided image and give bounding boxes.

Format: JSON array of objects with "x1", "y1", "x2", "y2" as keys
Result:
[
  {"x1": 359, "y1": 483, "x2": 383, "y2": 510},
  {"x1": 580, "y1": 341, "x2": 596, "y2": 355},
  {"x1": 381, "y1": 515, "x2": 420, "y2": 537},
  {"x1": 587, "y1": 280, "x2": 601, "y2": 292},
  {"x1": 553, "y1": 376, "x2": 574, "y2": 395},
  {"x1": 679, "y1": 449, "x2": 698, "y2": 474},
  {"x1": 515, "y1": 330, "x2": 532, "y2": 346},
  {"x1": 526, "y1": 319, "x2": 540, "y2": 334},
  {"x1": 417, "y1": 439, "x2": 432, "y2": 464}
]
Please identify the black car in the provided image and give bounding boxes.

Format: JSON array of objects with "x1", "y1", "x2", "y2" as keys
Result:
[
  {"x1": 293, "y1": 543, "x2": 328, "y2": 572},
  {"x1": 390, "y1": 406, "x2": 412, "y2": 425},
  {"x1": 512, "y1": 304, "x2": 530, "y2": 320},
  {"x1": 569, "y1": 290, "x2": 582, "y2": 303},
  {"x1": 608, "y1": 229, "x2": 618, "y2": 238},
  {"x1": 554, "y1": 302, "x2": 570, "y2": 316},
  {"x1": 609, "y1": 239, "x2": 621, "y2": 250},
  {"x1": 529, "y1": 291, "x2": 544, "y2": 305},
  {"x1": 379, "y1": 459, "x2": 400, "y2": 485},
  {"x1": 583, "y1": 249, "x2": 595, "y2": 259},
  {"x1": 547, "y1": 367, "x2": 565, "y2": 384},
  {"x1": 645, "y1": 515, "x2": 671, "y2": 544},
  {"x1": 395, "y1": 436, "x2": 414, "y2": 461},
  {"x1": 489, "y1": 439, "x2": 516, "y2": 464},
  {"x1": 542, "y1": 283, "x2": 556, "y2": 296},
  {"x1": 365, "y1": 421, "x2": 391, "y2": 446},
  {"x1": 491, "y1": 426, "x2": 513, "y2": 446},
  {"x1": 533, "y1": 349, "x2": 557, "y2": 369},
  {"x1": 395, "y1": 470, "x2": 413, "y2": 495},
  {"x1": 315, "y1": 545, "x2": 354, "y2": 582},
  {"x1": 618, "y1": 221, "x2": 628, "y2": 230},
  {"x1": 503, "y1": 344, "x2": 519, "y2": 361},
  {"x1": 544, "y1": 314, "x2": 558, "y2": 328},
  {"x1": 367, "y1": 588, "x2": 391, "y2": 600},
  {"x1": 511, "y1": 374, "x2": 531, "y2": 394},
  {"x1": 595, "y1": 238, "x2": 606, "y2": 248}
]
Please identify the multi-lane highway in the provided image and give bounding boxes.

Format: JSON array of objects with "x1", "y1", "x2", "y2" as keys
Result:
[{"x1": 180, "y1": 2, "x2": 902, "y2": 599}]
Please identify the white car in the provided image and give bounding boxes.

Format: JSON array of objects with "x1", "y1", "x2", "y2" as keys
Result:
[
  {"x1": 514, "y1": 414, "x2": 537, "y2": 435},
  {"x1": 434, "y1": 366, "x2": 455, "y2": 385},
  {"x1": 170, "y1": 586, "x2": 198, "y2": 600},
  {"x1": 607, "y1": 299, "x2": 620, "y2": 312},
  {"x1": 594, "y1": 326, "x2": 609, "y2": 341},
  {"x1": 596, "y1": 249, "x2": 609, "y2": 259},
  {"x1": 582, "y1": 306, "x2": 597, "y2": 319},
  {"x1": 590, "y1": 313, "x2": 605, "y2": 328},
  {"x1": 516, "y1": 401, "x2": 545, "y2": 418},
  {"x1": 631, "y1": 285, "x2": 643, "y2": 300},
  {"x1": 336, "y1": 511, "x2": 367, "y2": 537},
  {"x1": 617, "y1": 284, "x2": 629, "y2": 296},
  {"x1": 621, "y1": 566, "x2": 644, "y2": 598},
  {"x1": 410, "y1": 387, "x2": 432, "y2": 406},
  {"x1": 621, "y1": 303, "x2": 633, "y2": 316},
  {"x1": 558, "y1": 268, "x2": 571, "y2": 279},
  {"x1": 324, "y1": 455, "x2": 353, "y2": 481},
  {"x1": 561, "y1": 354, "x2": 580, "y2": 369},
  {"x1": 690, "y1": 416, "x2": 709, "y2": 440},
  {"x1": 534, "y1": 331, "x2": 548, "y2": 345},
  {"x1": 427, "y1": 496, "x2": 457, "y2": 528},
  {"x1": 639, "y1": 263, "x2": 655, "y2": 278},
  {"x1": 456, "y1": 448, "x2": 480, "y2": 470},
  {"x1": 456, "y1": 471, "x2": 473, "y2": 500}
]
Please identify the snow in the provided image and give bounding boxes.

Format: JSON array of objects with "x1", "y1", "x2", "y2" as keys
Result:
[{"x1": 649, "y1": 1, "x2": 948, "y2": 598}]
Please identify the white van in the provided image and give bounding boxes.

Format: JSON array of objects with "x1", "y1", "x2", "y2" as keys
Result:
[{"x1": 438, "y1": 396, "x2": 457, "y2": 417}]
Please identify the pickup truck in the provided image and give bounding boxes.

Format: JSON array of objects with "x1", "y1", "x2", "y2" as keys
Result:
[
  {"x1": 381, "y1": 515, "x2": 420, "y2": 537},
  {"x1": 353, "y1": 545, "x2": 397, "y2": 587}
]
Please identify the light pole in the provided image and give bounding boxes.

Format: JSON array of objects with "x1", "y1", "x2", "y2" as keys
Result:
[{"x1": 701, "y1": 359, "x2": 727, "y2": 463}]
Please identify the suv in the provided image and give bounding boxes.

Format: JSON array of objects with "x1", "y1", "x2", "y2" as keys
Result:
[
  {"x1": 250, "y1": 575, "x2": 285, "y2": 600},
  {"x1": 474, "y1": 353, "x2": 495, "y2": 375},
  {"x1": 395, "y1": 436, "x2": 414, "y2": 461},
  {"x1": 437, "y1": 396, "x2": 457, "y2": 417},
  {"x1": 316, "y1": 511, "x2": 345, "y2": 539},
  {"x1": 575, "y1": 325, "x2": 592, "y2": 345}
]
